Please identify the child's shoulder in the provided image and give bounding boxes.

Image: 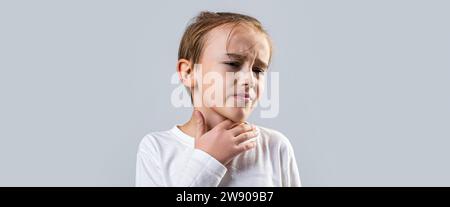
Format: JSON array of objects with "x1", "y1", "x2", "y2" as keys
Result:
[
  {"x1": 255, "y1": 125, "x2": 294, "y2": 150},
  {"x1": 137, "y1": 128, "x2": 174, "y2": 154}
]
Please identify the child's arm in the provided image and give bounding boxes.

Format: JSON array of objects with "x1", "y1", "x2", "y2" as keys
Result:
[
  {"x1": 135, "y1": 111, "x2": 259, "y2": 187},
  {"x1": 135, "y1": 144, "x2": 227, "y2": 187},
  {"x1": 193, "y1": 110, "x2": 259, "y2": 166},
  {"x1": 173, "y1": 112, "x2": 259, "y2": 187},
  {"x1": 135, "y1": 149, "x2": 165, "y2": 186},
  {"x1": 172, "y1": 148, "x2": 228, "y2": 186},
  {"x1": 282, "y1": 138, "x2": 302, "y2": 187}
]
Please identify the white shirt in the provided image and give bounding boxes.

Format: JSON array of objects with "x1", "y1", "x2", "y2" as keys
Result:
[{"x1": 135, "y1": 125, "x2": 302, "y2": 187}]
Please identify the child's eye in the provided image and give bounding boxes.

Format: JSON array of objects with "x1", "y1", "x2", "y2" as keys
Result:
[
  {"x1": 224, "y1": 61, "x2": 242, "y2": 68},
  {"x1": 253, "y1": 67, "x2": 265, "y2": 75}
]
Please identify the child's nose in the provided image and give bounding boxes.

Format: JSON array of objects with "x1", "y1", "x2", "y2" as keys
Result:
[{"x1": 236, "y1": 69, "x2": 256, "y2": 88}]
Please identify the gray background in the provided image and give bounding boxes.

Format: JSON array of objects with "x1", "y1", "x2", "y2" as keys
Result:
[{"x1": 1, "y1": 0, "x2": 449, "y2": 186}]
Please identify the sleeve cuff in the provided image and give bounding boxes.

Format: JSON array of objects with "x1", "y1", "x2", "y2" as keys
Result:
[
  {"x1": 193, "y1": 149, "x2": 228, "y2": 178},
  {"x1": 176, "y1": 148, "x2": 227, "y2": 186}
]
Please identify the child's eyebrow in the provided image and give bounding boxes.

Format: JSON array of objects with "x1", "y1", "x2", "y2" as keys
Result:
[{"x1": 225, "y1": 53, "x2": 269, "y2": 69}]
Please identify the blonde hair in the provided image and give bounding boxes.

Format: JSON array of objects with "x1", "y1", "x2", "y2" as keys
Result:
[{"x1": 178, "y1": 11, "x2": 272, "y2": 64}]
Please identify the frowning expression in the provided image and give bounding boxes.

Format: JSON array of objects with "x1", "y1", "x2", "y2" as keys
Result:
[{"x1": 194, "y1": 23, "x2": 271, "y2": 122}]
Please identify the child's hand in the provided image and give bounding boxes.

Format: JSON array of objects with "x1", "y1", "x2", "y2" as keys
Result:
[{"x1": 193, "y1": 110, "x2": 259, "y2": 166}]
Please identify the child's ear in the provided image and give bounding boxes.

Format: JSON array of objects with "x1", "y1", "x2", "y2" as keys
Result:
[{"x1": 177, "y1": 59, "x2": 195, "y2": 88}]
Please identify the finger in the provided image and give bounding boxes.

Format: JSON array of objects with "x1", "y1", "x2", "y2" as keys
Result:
[
  {"x1": 229, "y1": 121, "x2": 248, "y2": 129},
  {"x1": 194, "y1": 110, "x2": 205, "y2": 139},
  {"x1": 216, "y1": 119, "x2": 234, "y2": 130},
  {"x1": 229, "y1": 123, "x2": 254, "y2": 136},
  {"x1": 236, "y1": 140, "x2": 257, "y2": 152},
  {"x1": 234, "y1": 130, "x2": 259, "y2": 145}
]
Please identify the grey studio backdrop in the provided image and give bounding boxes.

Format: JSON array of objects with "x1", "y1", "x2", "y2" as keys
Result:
[{"x1": 1, "y1": 0, "x2": 449, "y2": 186}]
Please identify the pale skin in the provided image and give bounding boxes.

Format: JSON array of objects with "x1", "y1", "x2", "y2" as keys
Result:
[{"x1": 176, "y1": 23, "x2": 271, "y2": 166}]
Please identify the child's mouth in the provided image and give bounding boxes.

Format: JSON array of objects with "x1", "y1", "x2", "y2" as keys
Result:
[{"x1": 233, "y1": 93, "x2": 252, "y2": 102}]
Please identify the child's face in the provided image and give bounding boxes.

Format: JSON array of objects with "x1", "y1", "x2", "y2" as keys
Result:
[{"x1": 194, "y1": 23, "x2": 271, "y2": 122}]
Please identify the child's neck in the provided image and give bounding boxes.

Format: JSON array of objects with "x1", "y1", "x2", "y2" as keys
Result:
[{"x1": 179, "y1": 107, "x2": 228, "y2": 139}]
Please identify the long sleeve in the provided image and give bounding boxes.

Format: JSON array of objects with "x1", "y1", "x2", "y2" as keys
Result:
[
  {"x1": 135, "y1": 135, "x2": 228, "y2": 187},
  {"x1": 172, "y1": 148, "x2": 228, "y2": 186},
  {"x1": 136, "y1": 149, "x2": 166, "y2": 186},
  {"x1": 281, "y1": 139, "x2": 302, "y2": 187}
]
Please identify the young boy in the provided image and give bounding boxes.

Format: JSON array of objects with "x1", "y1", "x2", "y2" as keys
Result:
[{"x1": 135, "y1": 11, "x2": 301, "y2": 187}]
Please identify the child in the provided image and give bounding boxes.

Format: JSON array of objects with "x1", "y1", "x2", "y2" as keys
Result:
[{"x1": 136, "y1": 11, "x2": 301, "y2": 187}]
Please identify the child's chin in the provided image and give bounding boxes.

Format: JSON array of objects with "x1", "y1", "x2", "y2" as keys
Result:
[{"x1": 216, "y1": 107, "x2": 252, "y2": 123}]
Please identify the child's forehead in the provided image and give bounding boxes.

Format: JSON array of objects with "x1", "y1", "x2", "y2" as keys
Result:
[{"x1": 203, "y1": 24, "x2": 271, "y2": 62}]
